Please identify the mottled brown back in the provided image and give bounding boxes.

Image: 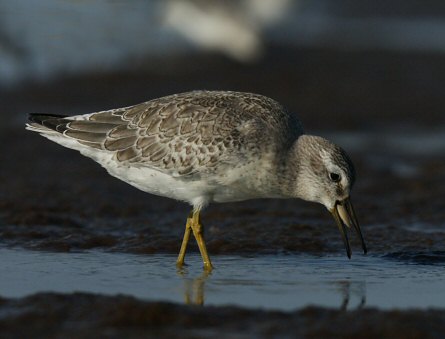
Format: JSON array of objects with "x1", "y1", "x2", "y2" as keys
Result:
[{"x1": 36, "y1": 91, "x2": 304, "y2": 177}]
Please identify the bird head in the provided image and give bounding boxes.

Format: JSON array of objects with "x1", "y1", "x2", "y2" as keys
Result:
[{"x1": 294, "y1": 135, "x2": 367, "y2": 258}]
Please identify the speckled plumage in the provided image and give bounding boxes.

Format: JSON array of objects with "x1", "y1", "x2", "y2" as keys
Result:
[
  {"x1": 32, "y1": 91, "x2": 301, "y2": 174},
  {"x1": 26, "y1": 90, "x2": 366, "y2": 264},
  {"x1": 27, "y1": 91, "x2": 306, "y2": 207}
]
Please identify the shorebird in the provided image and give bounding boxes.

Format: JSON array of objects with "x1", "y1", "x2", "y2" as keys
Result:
[{"x1": 26, "y1": 91, "x2": 367, "y2": 270}]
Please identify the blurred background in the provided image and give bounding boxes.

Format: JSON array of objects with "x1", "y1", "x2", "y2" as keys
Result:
[
  {"x1": 0, "y1": 0, "x2": 444, "y2": 255},
  {"x1": 2, "y1": 0, "x2": 445, "y2": 129}
]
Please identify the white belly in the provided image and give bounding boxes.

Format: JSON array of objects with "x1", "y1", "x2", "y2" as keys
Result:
[
  {"x1": 107, "y1": 164, "x2": 212, "y2": 204},
  {"x1": 38, "y1": 133, "x2": 278, "y2": 208},
  {"x1": 107, "y1": 164, "x2": 266, "y2": 205},
  {"x1": 101, "y1": 155, "x2": 273, "y2": 209}
]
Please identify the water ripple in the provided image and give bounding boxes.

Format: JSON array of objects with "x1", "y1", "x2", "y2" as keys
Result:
[{"x1": 383, "y1": 251, "x2": 445, "y2": 265}]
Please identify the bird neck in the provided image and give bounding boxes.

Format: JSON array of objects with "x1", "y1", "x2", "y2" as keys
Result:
[
  {"x1": 276, "y1": 135, "x2": 317, "y2": 200},
  {"x1": 272, "y1": 138, "x2": 301, "y2": 199}
]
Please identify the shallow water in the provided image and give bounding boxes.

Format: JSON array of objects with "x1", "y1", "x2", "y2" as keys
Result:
[{"x1": 0, "y1": 248, "x2": 443, "y2": 311}]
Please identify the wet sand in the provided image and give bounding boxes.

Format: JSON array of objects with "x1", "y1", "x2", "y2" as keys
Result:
[{"x1": 1, "y1": 47, "x2": 445, "y2": 337}]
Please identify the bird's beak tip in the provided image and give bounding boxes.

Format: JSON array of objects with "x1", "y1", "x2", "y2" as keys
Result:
[{"x1": 331, "y1": 198, "x2": 367, "y2": 259}]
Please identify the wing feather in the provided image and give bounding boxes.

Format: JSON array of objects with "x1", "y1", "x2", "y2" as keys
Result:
[
  {"x1": 104, "y1": 136, "x2": 138, "y2": 151},
  {"x1": 44, "y1": 91, "x2": 302, "y2": 177},
  {"x1": 64, "y1": 130, "x2": 107, "y2": 143},
  {"x1": 67, "y1": 121, "x2": 117, "y2": 133},
  {"x1": 88, "y1": 112, "x2": 124, "y2": 124}
]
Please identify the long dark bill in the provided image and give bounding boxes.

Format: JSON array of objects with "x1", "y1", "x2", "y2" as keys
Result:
[
  {"x1": 331, "y1": 198, "x2": 368, "y2": 259},
  {"x1": 343, "y1": 198, "x2": 367, "y2": 255},
  {"x1": 330, "y1": 204, "x2": 352, "y2": 259}
]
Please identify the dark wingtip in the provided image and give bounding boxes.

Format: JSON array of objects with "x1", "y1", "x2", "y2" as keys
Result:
[
  {"x1": 28, "y1": 113, "x2": 69, "y2": 132},
  {"x1": 28, "y1": 113, "x2": 67, "y2": 124}
]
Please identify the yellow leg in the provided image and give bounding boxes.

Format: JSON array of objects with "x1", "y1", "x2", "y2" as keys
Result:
[
  {"x1": 190, "y1": 210, "x2": 214, "y2": 271},
  {"x1": 176, "y1": 212, "x2": 193, "y2": 268}
]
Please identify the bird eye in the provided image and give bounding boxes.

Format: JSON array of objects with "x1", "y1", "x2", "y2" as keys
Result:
[{"x1": 329, "y1": 172, "x2": 341, "y2": 182}]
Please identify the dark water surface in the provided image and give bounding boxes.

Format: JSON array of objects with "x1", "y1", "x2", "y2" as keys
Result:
[{"x1": 1, "y1": 248, "x2": 443, "y2": 310}]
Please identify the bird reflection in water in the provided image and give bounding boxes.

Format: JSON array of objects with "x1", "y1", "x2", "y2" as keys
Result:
[
  {"x1": 177, "y1": 269, "x2": 366, "y2": 309},
  {"x1": 178, "y1": 269, "x2": 211, "y2": 305},
  {"x1": 337, "y1": 280, "x2": 366, "y2": 310}
]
